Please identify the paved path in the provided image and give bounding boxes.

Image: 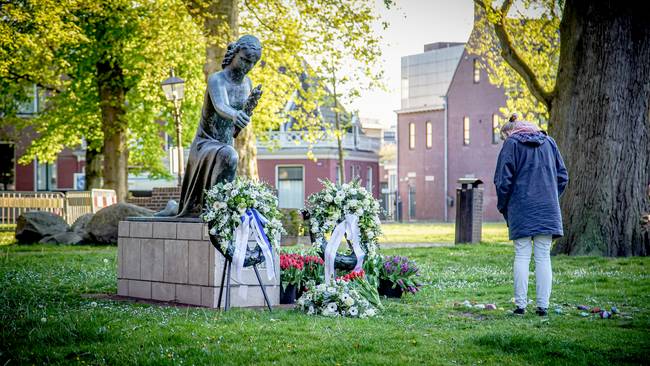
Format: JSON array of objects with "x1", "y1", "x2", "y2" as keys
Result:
[{"x1": 380, "y1": 242, "x2": 454, "y2": 248}]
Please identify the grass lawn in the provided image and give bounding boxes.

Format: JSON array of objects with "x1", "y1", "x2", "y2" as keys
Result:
[
  {"x1": 379, "y1": 222, "x2": 509, "y2": 243},
  {"x1": 1, "y1": 229, "x2": 649, "y2": 365}
]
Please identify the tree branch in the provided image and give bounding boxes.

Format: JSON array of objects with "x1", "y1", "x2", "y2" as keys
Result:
[
  {"x1": 7, "y1": 70, "x2": 63, "y2": 94},
  {"x1": 476, "y1": 0, "x2": 554, "y2": 110}
]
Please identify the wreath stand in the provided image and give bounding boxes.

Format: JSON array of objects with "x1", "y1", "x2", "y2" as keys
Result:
[{"x1": 215, "y1": 250, "x2": 273, "y2": 312}]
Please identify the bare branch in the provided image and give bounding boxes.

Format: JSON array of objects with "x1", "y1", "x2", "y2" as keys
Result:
[{"x1": 475, "y1": 0, "x2": 555, "y2": 109}]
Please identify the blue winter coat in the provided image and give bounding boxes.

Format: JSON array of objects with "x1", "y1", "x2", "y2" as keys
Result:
[{"x1": 493, "y1": 132, "x2": 569, "y2": 240}]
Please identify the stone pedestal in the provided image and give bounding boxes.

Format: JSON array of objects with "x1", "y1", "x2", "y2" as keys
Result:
[{"x1": 117, "y1": 218, "x2": 279, "y2": 308}]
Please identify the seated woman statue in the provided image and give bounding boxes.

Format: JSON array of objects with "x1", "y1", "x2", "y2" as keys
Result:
[{"x1": 175, "y1": 35, "x2": 262, "y2": 217}]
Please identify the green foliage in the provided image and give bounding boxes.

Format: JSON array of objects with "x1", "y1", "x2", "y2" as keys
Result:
[
  {"x1": 1, "y1": 0, "x2": 205, "y2": 178},
  {"x1": 2, "y1": 0, "x2": 392, "y2": 179},
  {"x1": 240, "y1": 0, "x2": 392, "y2": 153},
  {"x1": 1, "y1": 243, "x2": 648, "y2": 364},
  {"x1": 279, "y1": 208, "x2": 305, "y2": 237},
  {"x1": 467, "y1": 0, "x2": 561, "y2": 124}
]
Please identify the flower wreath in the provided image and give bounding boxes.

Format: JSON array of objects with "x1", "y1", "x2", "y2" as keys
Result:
[
  {"x1": 201, "y1": 178, "x2": 284, "y2": 267},
  {"x1": 306, "y1": 180, "x2": 382, "y2": 275}
]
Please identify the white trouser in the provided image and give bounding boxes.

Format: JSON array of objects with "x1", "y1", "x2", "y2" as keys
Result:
[{"x1": 513, "y1": 235, "x2": 552, "y2": 309}]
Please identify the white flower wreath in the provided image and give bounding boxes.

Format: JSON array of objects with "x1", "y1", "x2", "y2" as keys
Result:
[
  {"x1": 307, "y1": 179, "x2": 382, "y2": 261},
  {"x1": 201, "y1": 178, "x2": 284, "y2": 256}
]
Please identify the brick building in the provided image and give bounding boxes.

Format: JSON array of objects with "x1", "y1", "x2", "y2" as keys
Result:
[
  {"x1": 2, "y1": 86, "x2": 381, "y2": 211},
  {"x1": 396, "y1": 21, "x2": 506, "y2": 222}
]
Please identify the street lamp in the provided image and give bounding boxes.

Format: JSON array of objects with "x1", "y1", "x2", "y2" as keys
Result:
[{"x1": 161, "y1": 68, "x2": 185, "y2": 186}]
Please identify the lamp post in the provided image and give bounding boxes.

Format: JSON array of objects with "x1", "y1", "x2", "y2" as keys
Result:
[{"x1": 161, "y1": 68, "x2": 185, "y2": 186}]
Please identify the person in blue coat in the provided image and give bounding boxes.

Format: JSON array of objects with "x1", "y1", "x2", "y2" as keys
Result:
[{"x1": 494, "y1": 117, "x2": 569, "y2": 316}]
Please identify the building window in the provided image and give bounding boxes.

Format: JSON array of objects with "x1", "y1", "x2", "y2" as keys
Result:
[
  {"x1": 492, "y1": 114, "x2": 500, "y2": 144},
  {"x1": 277, "y1": 166, "x2": 304, "y2": 209},
  {"x1": 36, "y1": 160, "x2": 57, "y2": 191},
  {"x1": 426, "y1": 121, "x2": 433, "y2": 148},
  {"x1": 366, "y1": 166, "x2": 373, "y2": 192},
  {"x1": 409, "y1": 122, "x2": 415, "y2": 149},
  {"x1": 0, "y1": 143, "x2": 15, "y2": 190},
  {"x1": 473, "y1": 59, "x2": 480, "y2": 83},
  {"x1": 408, "y1": 184, "x2": 416, "y2": 219},
  {"x1": 351, "y1": 165, "x2": 360, "y2": 181},
  {"x1": 463, "y1": 117, "x2": 470, "y2": 145}
]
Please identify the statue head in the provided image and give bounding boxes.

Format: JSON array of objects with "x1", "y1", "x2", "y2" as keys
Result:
[{"x1": 222, "y1": 35, "x2": 262, "y2": 75}]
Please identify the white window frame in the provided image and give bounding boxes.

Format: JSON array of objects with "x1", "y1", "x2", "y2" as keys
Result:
[{"x1": 275, "y1": 164, "x2": 305, "y2": 209}]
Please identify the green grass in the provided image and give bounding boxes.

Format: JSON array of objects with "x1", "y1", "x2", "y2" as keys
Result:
[
  {"x1": 379, "y1": 222, "x2": 509, "y2": 243},
  {"x1": 1, "y1": 238, "x2": 648, "y2": 365},
  {"x1": 0, "y1": 224, "x2": 15, "y2": 245}
]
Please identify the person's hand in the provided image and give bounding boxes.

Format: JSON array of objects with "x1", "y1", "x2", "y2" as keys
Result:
[{"x1": 234, "y1": 110, "x2": 251, "y2": 129}]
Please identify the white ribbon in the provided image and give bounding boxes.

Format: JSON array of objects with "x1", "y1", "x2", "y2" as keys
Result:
[
  {"x1": 232, "y1": 209, "x2": 276, "y2": 285},
  {"x1": 324, "y1": 213, "x2": 365, "y2": 284}
]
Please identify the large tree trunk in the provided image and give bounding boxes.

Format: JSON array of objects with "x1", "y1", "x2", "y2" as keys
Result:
[
  {"x1": 96, "y1": 60, "x2": 129, "y2": 202},
  {"x1": 550, "y1": 0, "x2": 650, "y2": 256},
  {"x1": 190, "y1": 0, "x2": 258, "y2": 179},
  {"x1": 84, "y1": 147, "x2": 102, "y2": 190}
]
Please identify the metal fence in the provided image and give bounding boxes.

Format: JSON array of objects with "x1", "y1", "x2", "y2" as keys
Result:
[{"x1": 0, "y1": 189, "x2": 116, "y2": 225}]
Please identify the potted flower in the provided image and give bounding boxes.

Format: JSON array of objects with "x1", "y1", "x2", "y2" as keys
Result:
[
  {"x1": 299, "y1": 255, "x2": 324, "y2": 298},
  {"x1": 280, "y1": 253, "x2": 304, "y2": 304},
  {"x1": 379, "y1": 255, "x2": 423, "y2": 298}
]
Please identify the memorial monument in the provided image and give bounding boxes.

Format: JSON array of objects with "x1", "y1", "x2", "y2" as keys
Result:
[{"x1": 117, "y1": 35, "x2": 279, "y2": 308}]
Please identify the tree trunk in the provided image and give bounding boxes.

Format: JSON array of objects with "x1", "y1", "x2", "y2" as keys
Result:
[
  {"x1": 550, "y1": 0, "x2": 650, "y2": 256},
  {"x1": 234, "y1": 126, "x2": 258, "y2": 178},
  {"x1": 84, "y1": 147, "x2": 102, "y2": 190},
  {"x1": 96, "y1": 60, "x2": 129, "y2": 202},
  {"x1": 190, "y1": 0, "x2": 258, "y2": 179}
]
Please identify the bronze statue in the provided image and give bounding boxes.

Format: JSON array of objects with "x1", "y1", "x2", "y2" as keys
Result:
[{"x1": 174, "y1": 35, "x2": 263, "y2": 217}]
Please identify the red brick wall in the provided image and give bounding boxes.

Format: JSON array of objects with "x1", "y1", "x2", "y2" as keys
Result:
[
  {"x1": 258, "y1": 157, "x2": 380, "y2": 206},
  {"x1": 56, "y1": 151, "x2": 80, "y2": 189},
  {"x1": 127, "y1": 186, "x2": 181, "y2": 211},
  {"x1": 446, "y1": 48, "x2": 506, "y2": 222},
  {"x1": 15, "y1": 162, "x2": 34, "y2": 191},
  {"x1": 397, "y1": 109, "x2": 446, "y2": 221}
]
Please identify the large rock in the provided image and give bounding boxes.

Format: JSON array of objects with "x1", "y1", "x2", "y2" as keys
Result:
[
  {"x1": 71, "y1": 213, "x2": 94, "y2": 240},
  {"x1": 86, "y1": 203, "x2": 154, "y2": 244},
  {"x1": 39, "y1": 231, "x2": 84, "y2": 245},
  {"x1": 15, "y1": 211, "x2": 69, "y2": 244}
]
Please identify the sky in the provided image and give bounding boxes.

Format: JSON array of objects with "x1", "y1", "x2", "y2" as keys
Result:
[{"x1": 351, "y1": 0, "x2": 475, "y2": 127}]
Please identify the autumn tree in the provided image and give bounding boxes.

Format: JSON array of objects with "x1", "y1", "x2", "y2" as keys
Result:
[{"x1": 474, "y1": 0, "x2": 650, "y2": 256}]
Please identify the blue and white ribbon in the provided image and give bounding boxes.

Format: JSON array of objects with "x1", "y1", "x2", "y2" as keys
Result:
[
  {"x1": 232, "y1": 208, "x2": 276, "y2": 283},
  {"x1": 324, "y1": 213, "x2": 365, "y2": 284}
]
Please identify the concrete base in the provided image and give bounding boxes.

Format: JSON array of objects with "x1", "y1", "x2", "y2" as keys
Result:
[{"x1": 117, "y1": 219, "x2": 279, "y2": 308}]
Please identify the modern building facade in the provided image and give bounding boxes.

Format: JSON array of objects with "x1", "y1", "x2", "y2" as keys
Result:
[{"x1": 396, "y1": 21, "x2": 506, "y2": 222}]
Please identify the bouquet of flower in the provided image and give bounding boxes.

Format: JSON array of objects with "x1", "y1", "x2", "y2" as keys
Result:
[
  {"x1": 297, "y1": 280, "x2": 378, "y2": 318},
  {"x1": 307, "y1": 179, "x2": 382, "y2": 257},
  {"x1": 201, "y1": 177, "x2": 284, "y2": 254},
  {"x1": 280, "y1": 253, "x2": 304, "y2": 290},
  {"x1": 338, "y1": 269, "x2": 384, "y2": 310},
  {"x1": 380, "y1": 256, "x2": 423, "y2": 294}
]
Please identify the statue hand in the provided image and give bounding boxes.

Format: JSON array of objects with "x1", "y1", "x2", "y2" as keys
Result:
[{"x1": 234, "y1": 110, "x2": 251, "y2": 129}]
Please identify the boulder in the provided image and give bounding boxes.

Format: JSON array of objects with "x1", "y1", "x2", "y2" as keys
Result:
[
  {"x1": 15, "y1": 211, "x2": 69, "y2": 244},
  {"x1": 39, "y1": 231, "x2": 84, "y2": 245},
  {"x1": 86, "y1": 203, "x2": 154, "y2": 244},
  {"x1": 71, "y1": 213, "x2": 94, "y2": 240}
]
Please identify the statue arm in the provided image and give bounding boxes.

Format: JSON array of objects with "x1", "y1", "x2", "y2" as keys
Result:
[{"x1": 207, "y1": 74, "x2": 238, "y2": 121}]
